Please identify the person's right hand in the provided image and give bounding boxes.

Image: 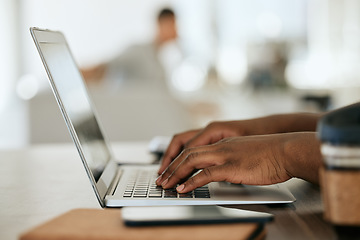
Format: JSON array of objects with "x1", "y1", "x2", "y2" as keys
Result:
[{"x1": 158, "y1": 120, "x2": 264, "y2": 175}]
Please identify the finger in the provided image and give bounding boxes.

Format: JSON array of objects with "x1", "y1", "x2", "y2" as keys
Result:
[
  {"x1": 158, "y1": 130, "x2": 199, "y2": 174},
  {"x1": 156, "y1": 147, "x2": 191, "y2": 186},
  {"x1": 161, "y1": 148, "x2": 224, "y2": 189},
  {"x1": 185, "y1": 122, "x2": 237, "y2": 149},
  {"x1": 176, "y1": 166, "x2": 227, "y2": 193},
  {"x1": 185, "y1": 130, "x2": 222, "y2": 149}
]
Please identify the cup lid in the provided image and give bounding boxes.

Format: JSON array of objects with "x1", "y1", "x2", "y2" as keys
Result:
[{"x1": 317, "y1": 103, "x2": 360, "y2": 145}]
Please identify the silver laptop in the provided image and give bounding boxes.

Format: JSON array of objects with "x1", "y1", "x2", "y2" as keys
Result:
[{"x1": 30, "y1": 27, "x2": 295, "y2": 207}]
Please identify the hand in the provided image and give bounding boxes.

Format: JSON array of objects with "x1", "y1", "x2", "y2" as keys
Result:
[
  {"x1": 156, "y1": 134, "x2": 291, "y2": 193},
  {"x1": 158, "y1": 120, "x2": 264, "y2": 174},
  {"x1": 156, "y1": 132, "x2": 321, "y2": 193},
  {"x1": 158, "y1": 113, "x2": 322, "y2": 175}
]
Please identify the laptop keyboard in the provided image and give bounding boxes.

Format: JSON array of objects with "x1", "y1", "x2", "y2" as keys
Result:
[{"x1": 122, "y1": 170, "x2": 211, "y2": 199}]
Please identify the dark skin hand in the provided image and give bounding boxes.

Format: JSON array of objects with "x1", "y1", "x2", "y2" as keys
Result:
[
  {"x1": 156, "y1": 132, "x2": 322, "y2": 193},
  {"x1": 158, "y1": 113, "x2": 321, "y2": 175}
]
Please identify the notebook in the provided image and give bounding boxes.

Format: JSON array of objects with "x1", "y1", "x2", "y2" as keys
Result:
[
  {"x1": 19, "y1": 208, "x2": 267, "y2": 240},
  {"x1": 30, "y1": 27, "x2": 295, "y2": 207}
]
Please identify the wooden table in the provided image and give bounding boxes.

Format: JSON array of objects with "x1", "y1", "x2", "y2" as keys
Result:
[
  {"x1": 0, "y1": 142, "x2": 341, "y2": 239},
  {"x1": 235, "y1": 179, "x2": 336, "y2": 239}
]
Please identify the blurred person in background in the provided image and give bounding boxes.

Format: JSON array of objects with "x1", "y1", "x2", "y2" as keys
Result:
[{"x1": 82, "y1": 8, "x2": 181, "y2": 90}]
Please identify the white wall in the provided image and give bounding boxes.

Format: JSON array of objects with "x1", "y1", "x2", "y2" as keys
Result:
[{"x1": 0, "y1": 0, "x2": 28, "y2": 148}]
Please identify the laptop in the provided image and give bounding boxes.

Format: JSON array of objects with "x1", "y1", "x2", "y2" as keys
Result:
[{"x1": 30, "y1": 27, "x2": 295, "y2": 208}]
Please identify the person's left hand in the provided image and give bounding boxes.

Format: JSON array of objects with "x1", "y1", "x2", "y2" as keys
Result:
[{"x1": 156, "y1": 134, "x2": 294, "y2": 193}]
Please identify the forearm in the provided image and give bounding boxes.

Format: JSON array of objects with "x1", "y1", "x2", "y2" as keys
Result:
[
  {"x1": 281, "y1": 132, "x2": 322, "y2": 184},
  {"x1": 81, "y1": 64, "x2": 106, "y2": 83},
  {"x1": 249, "y1": 113, "x2": 324, "y2": 135}
]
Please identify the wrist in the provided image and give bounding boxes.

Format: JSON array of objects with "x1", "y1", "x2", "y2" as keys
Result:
[
  {"x1": 277, "y1": 113, "x2": 322, "y2": 133},
  {"x1": 281, "y1": 132, "x2": 322, "y2": 184},
  {"x1": 240, "y1": 116, "x2": 280, "y2": 136}
]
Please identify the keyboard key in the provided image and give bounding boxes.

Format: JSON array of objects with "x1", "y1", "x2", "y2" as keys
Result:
[
  {"x1": 194, "y1": 193, "x2": 211, "y2": 198},
  {"x1": 164, "y1": 192, "x2": 177, "y2": 198},
  {"x1": 149, "y1": 193, "x2": 162, "y2": 197},
  {"x1": 179, "y1": 193, "x2": 193, "y2": 198},
  {"x1": 164, "y1": 195, "x2": 177, "y2": 198},
  {"x1": 134, "y1": 191, "x2": 147, "y2": 195},
  {"x1": 149, "y1": 191, "x2": 162, "y2": 195}
]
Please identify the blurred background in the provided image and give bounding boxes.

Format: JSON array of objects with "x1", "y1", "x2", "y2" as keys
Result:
[{"x1": 1, "y1": 0, "x2": 360, "y2": 149}]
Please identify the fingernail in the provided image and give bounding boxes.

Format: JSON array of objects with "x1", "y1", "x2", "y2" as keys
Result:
[
  {"x1": 155, "y1": 175, "x2": 162, "y2": 185},
  {"x1": 176, "y1": 184, "x2": 185, "y2": 192},
  {"x1": 161, "y1": 178, "x2": 168, "y2": 187}
]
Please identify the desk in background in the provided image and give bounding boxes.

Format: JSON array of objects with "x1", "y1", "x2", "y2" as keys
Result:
[{"x1": 0, "y1": 142, "x2": 336, "y2": 240}]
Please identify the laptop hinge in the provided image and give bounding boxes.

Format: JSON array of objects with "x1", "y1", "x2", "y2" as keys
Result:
[{"x1": 106, "y1": 169, "x2": 123, "y2": 196}]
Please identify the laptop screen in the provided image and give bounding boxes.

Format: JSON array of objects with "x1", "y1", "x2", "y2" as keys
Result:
[{"x1": 38, "y1": 40, "x2": 110, "y2": 182}]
